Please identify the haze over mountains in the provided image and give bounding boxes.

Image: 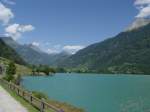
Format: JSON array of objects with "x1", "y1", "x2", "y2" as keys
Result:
[
  {"x1": 126, "y1": 18, "x2": 150, "y2": 31},
  {"x1": 1, "y1": 37, "x2": 70, "y2": 66}
]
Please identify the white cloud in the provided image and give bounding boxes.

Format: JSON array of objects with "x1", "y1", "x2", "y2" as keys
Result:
[
  {"x1": 135, "y1": 0, "x2": 150, "y2": 18},
  {"x1": 0, "y1": 2, "x2": 14, "y2": 25},
  {"x1": 46, "y1": 49, "x2": 60, "y2": 54},
  {"x1": 136, "y1": 5, "x2": 150, "y2": 18},
  {"x1": 46, "y1": 45, "x2": 61, "y2": 54},
  {"x1": 18, "y1": 25, "x2": 34, "y2": 32},
  {"x1": 1, "y1": 0, "x2": 16, "y2": 5},
  {"x1": 31, "y1": 42, "x2": 40, "y2": 47},
  {"x1": 0, "y1": 2, "x2": 35, "y2": 40},
  {"x1": 126, "y1": 18, "x2": 150, "y2": 31},
  {"x1": 63, "y1": 45, "x2": 85, "y2": 54},
  {"x1": 63, "y1": 45, "x2": 84, "y2": 51},
  {"x1": 54, "y1": 44, "x2": 61, "y2": 49},
  {"x1": 5, "y1": 23, "x2": 35, "y2": 40},
  {"x1": 45, "y1": 45, "x2": 85, "y2": 54},
  {"x1": 135, "y1": 0, "x2": 150, "y2": 5}
]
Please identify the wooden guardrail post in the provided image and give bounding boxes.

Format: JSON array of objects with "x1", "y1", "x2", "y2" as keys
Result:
[
  {"x1": 0, "y1": 79, "x2": 63, "y2": 112},
  {"x1": 29, "y1": 92, "x2": 33, "y2": 104},
  {"x1": 17, "y1": 87, "x2": 19, "y2": 95},
  {"x1": 22, "y1": 90, "x2": 25, "y2": 97},
  {"x1": 9, "y1": 81, "x2": 11, "y2": 89},
  {"x1": 59, "y1": 109, "x2": 65, "y2": 112},
  {"x1": 40, "y1": 98, "x2": 45, "y2": 112}
]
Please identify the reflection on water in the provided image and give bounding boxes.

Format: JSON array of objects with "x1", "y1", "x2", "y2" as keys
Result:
[{"x1": 120, "y1": 97, "x2": 150, "y2": 112}]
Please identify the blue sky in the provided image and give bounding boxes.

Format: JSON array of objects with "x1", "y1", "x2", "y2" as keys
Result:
[{"x1": 0, "y1": 0, "x2": 146, "y2": 54}]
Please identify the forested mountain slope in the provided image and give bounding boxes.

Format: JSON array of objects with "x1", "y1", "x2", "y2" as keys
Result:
[
  {"x1": 59, "y1": 23, "x2": 150, "y2": 74},
  {"x1": 0, "y1": 38, "x2": 25, "y2": 65}
]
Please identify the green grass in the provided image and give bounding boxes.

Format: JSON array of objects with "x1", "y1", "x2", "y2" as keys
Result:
[{"x1": 0, "y1": 84, "x2": 39, "y2": 112}]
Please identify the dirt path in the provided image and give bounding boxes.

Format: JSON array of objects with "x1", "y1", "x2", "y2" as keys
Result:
[{"x1": 0, "y1": 85, "x2": 28, "y2": 112}]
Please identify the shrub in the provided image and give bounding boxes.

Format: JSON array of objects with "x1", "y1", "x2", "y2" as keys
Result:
[{"x1": 32, "y1": 91, "x2": 48, "y2": 100}]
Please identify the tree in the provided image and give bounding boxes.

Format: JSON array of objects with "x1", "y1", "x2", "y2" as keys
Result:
[
  {"x1": 31, "y1": 65, "x2": 36, "y2": 75},
  {"x1": 49, "y1": 68, "x2": 56, "y2": 74},
  {"x1": 56, "y1": 67, "x2": 66, "y2": 73},
  {"x1": 30, "y1": 65, "x2": 56, "y2": 76},
  {"x1": 7, "y1": 61, "x2": 16, "y2": 75},
  {"x1": 42, "y1": 66, "x2": 50, "y2": 76},
  {"x1": 5, "y1": 61, "x2": 16, "y2": 81}
]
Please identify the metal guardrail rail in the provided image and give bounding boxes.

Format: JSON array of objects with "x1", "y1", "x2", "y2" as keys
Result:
[{"x1": 0, "y1": 79, "x2": 64, "y2": 112}]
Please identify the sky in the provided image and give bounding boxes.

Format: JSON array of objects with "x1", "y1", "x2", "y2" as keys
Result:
[{"x1": 0, "y1": 0, "x2": 149, "y2": 54}]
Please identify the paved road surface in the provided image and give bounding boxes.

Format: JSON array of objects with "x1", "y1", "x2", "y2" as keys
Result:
[{"x1": 0, "y1": 85, "x2": 28, "y2": 112}]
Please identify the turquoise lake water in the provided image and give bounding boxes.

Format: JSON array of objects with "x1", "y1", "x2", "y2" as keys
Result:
[{"x1": 21, "y1": 73, "x2": 150, "y2": 112}]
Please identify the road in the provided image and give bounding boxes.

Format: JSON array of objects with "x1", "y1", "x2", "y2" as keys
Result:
[{"x1": 0, "y1": 85, "x2": 28, "y2": 112}]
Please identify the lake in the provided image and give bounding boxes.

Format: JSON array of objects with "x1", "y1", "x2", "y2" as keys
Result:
[{"x1": 21, "y1": 73, "x2": 150, "y2": 112}]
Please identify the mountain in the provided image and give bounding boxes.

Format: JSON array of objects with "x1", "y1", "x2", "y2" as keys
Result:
[
  {"x1": 58, "y1": 22, "x2": 150, "y2": 74},
  {"x1": 0, "y1": 38, "x2": 25, "y2": 65},
  {"x1": 26, "y1": 44, "x2": 44, "y2": 53},
  {"x1": 1, "y1": 37, "x2": 70, "y2": 66},
  {"x1": 49, "y1": 51, "x2": 71, "y2": 66}
]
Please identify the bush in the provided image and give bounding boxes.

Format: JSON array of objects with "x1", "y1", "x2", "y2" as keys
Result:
[
  {"x1": 4, "y1": 61, "x2": 16, "y2": 81},
  {"x1": 3, "y1": 75, "x2": 14, "y2": 81},
  {"x1": 32, "y1": 91, "x2": 48, "y2": 100}
]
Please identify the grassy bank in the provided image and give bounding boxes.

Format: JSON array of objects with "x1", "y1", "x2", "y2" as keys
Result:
[{"x1": 46, "y1": 99, "x2": 84, "y2": 112}]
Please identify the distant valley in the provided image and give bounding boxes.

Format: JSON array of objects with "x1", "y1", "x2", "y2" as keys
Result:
[{"x1": 1, "y1": 37, "x2": 70, "y2": 66}]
